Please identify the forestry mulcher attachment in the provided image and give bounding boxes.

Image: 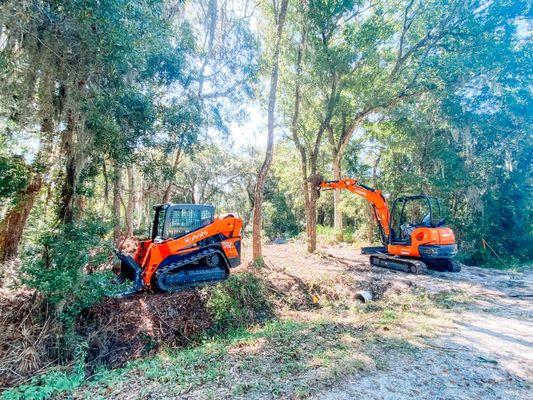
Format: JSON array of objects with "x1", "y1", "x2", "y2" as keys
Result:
[
  {"x1": 114, "y1": 204, "x2": 242, "y2": 295},
  {"x1": 319, "y1": 178, "x2": 460, "y2": 274}
]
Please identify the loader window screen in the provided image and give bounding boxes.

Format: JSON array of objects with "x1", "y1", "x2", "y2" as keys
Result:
[{"x1": 166, "y1": 208, "x2": 214, "y2": 238}]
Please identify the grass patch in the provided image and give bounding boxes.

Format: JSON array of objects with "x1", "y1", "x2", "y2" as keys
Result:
[
  {"x1": 1, "y1": 363, "x2": 85, "y2": 400},
  {"x1": 433, "y1": 290, "x2": 473, "y2": 309}
]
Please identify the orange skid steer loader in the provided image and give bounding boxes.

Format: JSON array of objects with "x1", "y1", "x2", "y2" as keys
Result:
[
  {"x1": 114, "y1": 203, "x2": 242, "y2": 296},
  {"x1": 318, "y1": 178, "x2": 460, "y2": 274}
]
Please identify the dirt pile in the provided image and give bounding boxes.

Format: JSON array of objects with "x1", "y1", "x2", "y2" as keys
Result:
[{"x1": 0, "y1": 288, "x2": 213, "y2": 388}]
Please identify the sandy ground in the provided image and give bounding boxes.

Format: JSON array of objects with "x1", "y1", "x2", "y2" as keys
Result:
[{"x1": 252, "y1": 241, "x2": 533, "y2": 400}]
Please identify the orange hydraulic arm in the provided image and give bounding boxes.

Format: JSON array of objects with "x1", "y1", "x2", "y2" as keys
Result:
[{"x1": 319, "y1": 178, "x2": 391, "y2": 241}]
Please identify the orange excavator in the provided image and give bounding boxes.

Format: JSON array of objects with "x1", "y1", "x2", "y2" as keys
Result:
[
  {"x1": 319, "y1": 178, "x2": 460, "y2": 274},
  {"x1": 114, "y1": 203, "x2": 242, "y2": 295}
]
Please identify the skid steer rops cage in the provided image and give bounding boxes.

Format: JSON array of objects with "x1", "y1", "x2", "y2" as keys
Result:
[{"x1": 151, "y1": 204, "x2": 215, "y2": 240}]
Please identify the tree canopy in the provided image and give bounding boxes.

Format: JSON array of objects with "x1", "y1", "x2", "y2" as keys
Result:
[{"x1": 0, "y1": 0, "x2": 530, "y2": 271}]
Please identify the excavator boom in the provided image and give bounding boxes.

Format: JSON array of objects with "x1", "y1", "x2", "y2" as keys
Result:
[{"x1": 319, "y1": 178, "x2": 390, "y2": 242}]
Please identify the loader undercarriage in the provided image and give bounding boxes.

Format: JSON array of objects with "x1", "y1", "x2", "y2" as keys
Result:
[{"x1": 155, "y1": 247, "x2": 230, "y2": 292}]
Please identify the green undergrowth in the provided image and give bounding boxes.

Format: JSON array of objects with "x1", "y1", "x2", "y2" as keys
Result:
[
  {"x1": 316, "y1": 224, "x2": 356, "y2": 243},
  {"x1": 206, "y1": 271, "x2": 273, "y2": 332},
  {"x1": 2, "y1": 272, "x2": 273, "y2": 400},
  {"x1": 1, "y1": 363, "x2": 85, "y2": 400},
  {"x1": 475, "y1": 256, "x2": 532, "y2": 272}
]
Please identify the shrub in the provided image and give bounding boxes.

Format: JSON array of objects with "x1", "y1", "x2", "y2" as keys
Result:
[
  {"x1": 206, "y1": 272, "x2": 272, "y2": 332},
  {"x1": 316, "y1": 224, "x2": 357, "y2": 243},
  {"x1": 21, "y1": 216, "x2": 112, "y2": 323},
  {"x1": 263, "y1": 194, "x2": 300, "y2": 240},
  {"x1": 0, "y1": 154, "x2": 29, "y2": 200}
]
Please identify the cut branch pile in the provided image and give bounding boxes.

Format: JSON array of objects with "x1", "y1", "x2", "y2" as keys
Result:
[
  {"x1": 77, "y1": 290, "x2": 213, "y2": 371},
  {"x1": 0, "y1": 290, "x2": 62, "y2": 389}
]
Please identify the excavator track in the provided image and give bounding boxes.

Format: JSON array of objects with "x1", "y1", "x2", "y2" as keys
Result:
[
  {"x1": 447, "y1": 259, "x2": 461, "y2": 272},
  {"x1": 155, "y1": 247, "x2": 229, "y2": 292},
  {"x1": 369, "y1": 253, "x2": 428, "y2": 274},
  {"x1": 424, "y1": 258, "x2": 462, "y2": 272}
]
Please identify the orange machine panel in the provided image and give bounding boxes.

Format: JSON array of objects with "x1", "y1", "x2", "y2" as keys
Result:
[
  {"x1": 138, "y1": 216, "x2": 242, "y2": 287},
  {"x1": 388, "y1": 227, "x2": 456, "y2": 257}
]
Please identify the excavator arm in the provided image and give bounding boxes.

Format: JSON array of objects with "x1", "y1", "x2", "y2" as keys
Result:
[{"x1": 319, "y1": 178, "x2": 390, "y2": 244}]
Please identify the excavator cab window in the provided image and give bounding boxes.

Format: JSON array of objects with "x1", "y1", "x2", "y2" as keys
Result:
[{"x1": 389, "y1": 195, "x2": 441, "y2": 244}]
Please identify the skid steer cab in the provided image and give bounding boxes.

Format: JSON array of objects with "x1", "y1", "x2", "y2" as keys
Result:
[{"x1": 114, "y1": 203, "x2": 242, "y2": 296}]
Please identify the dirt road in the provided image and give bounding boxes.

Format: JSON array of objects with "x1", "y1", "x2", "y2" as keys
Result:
[{"x1": 255, "y1": 241, "x2": 532, "y2": 400}]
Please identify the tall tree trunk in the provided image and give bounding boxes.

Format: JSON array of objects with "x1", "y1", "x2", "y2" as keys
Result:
[
  {"x1": 135, "y1": 175, "x2": 143, "y2": 230},
  {"x1": 58, "y1": 110, "x2": 88, "y2": 224},
  {"x1": 58, "y1": 113, "x2": 77, "y2": 224},
  {"x1": 125, "y1": 164, "x2": 134, "y2": 238},
  {"x1": 251, "y1": 0, "x2": 289, "y2": 261},
  {"x1": 307, "y1": 180, "x2": 318, "y2": 253},
  {"x1": 197, "y1": 0, "x2": 218, "y2": 98},
  {"x1": 144, "y1": 191, "x2": 152, "y2": 234},
  {"x1": 368, "y1": 151, "x2": 382, "y2": 242},
  {"x1": 303, "y1": 81, "x2": 337, "y2": 252},
  {"x1": 162, "y1": 148, "x2": 182, "y2": 203},
  {"x1": 113, "y1": 162, "x2": 122, "y2": 246},
  {"x1": 102, "y1": 158, "x2": 110, "y2": 206},
  {"x1": 0, "y1": 174, "x2": 43, "y2": 261},
  {"x1": 290, "y1": 27, "x2": 320, "y2": 254},
  {"x1": 332, "y1": 152, "x2": 343, "y2": 241},
  {"x1": 0, "y1": 118, "x2": 53, "y2": 261}
]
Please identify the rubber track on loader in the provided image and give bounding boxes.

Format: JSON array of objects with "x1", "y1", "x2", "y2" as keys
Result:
[
  {"x1": 369, "y1": 253, "x2": 428, "y2": 274},
  {"x1": 155, "y1": 247, "x2": 229, "y2": 292}
]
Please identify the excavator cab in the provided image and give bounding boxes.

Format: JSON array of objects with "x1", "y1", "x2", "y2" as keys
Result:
[{"x1": 389, "y1": 195, "x2": 444, "y2": 244}]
